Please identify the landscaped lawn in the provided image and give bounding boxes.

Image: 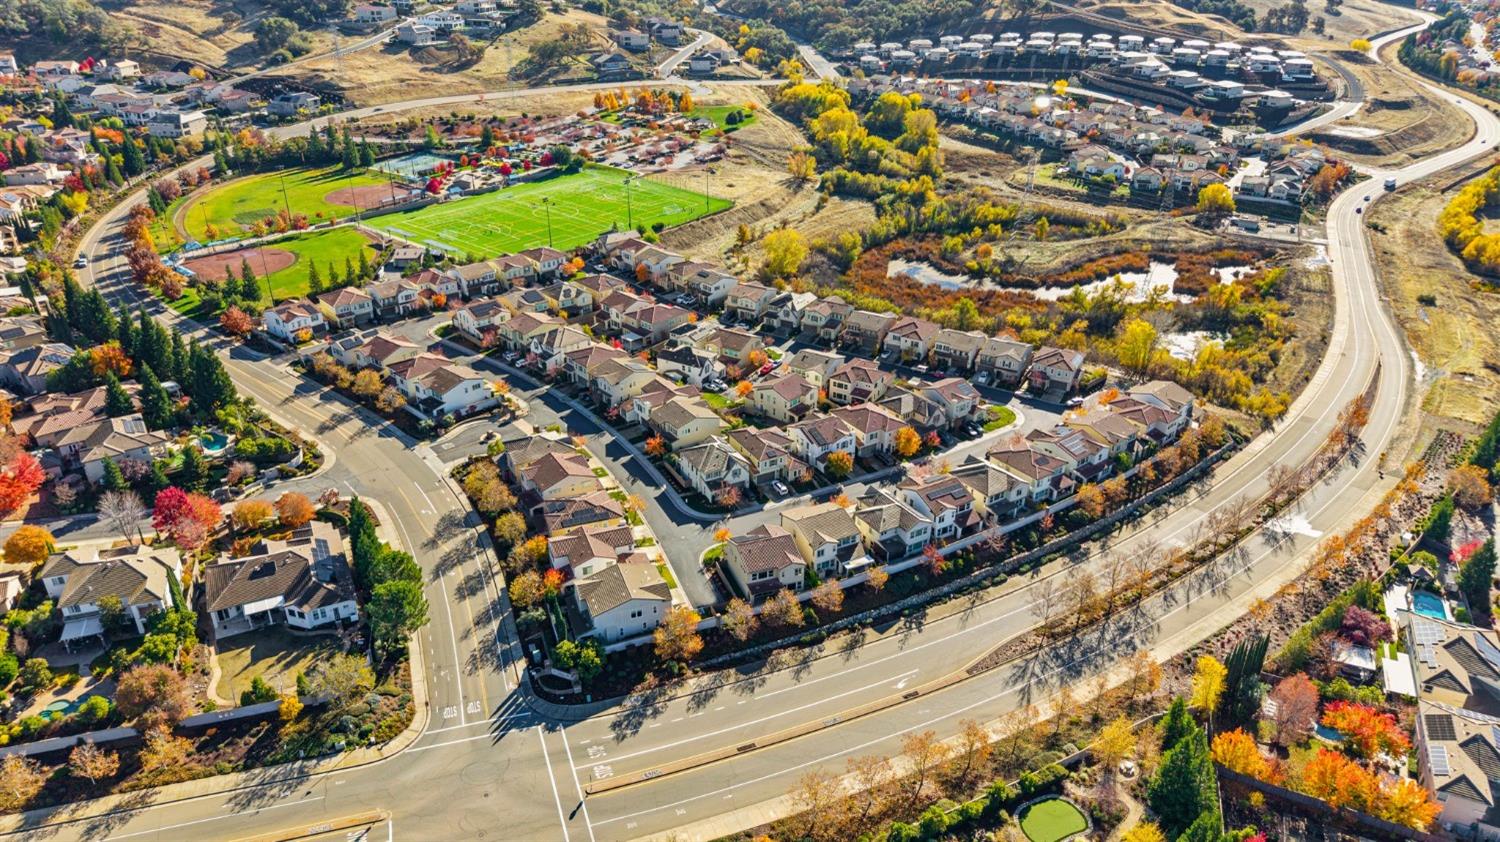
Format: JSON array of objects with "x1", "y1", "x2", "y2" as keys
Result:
[
  {"x1": 149, "y1": 194, "x2": 191, "y2": 254},
  {"x1": 702, "y1": 392, "x2": 734, "y2": 410},
  {"x1": 365, "y1": 164, "x2": 732, "y2": 258},
  {"x1": 214, "y1": 626, "x2": 340, "y2": 704},
  {"x1": 984, "y1": 405, "x2": 1018, "y2": 432},
  {"x1": 688, "y1": 105, "x2": 758, "y2": 134},
  {"x1": 182, "y1": 166, "x2": 394, "y2": 241},
  {"x1": 1019, "y1": 797, "x2": 1089, "y2": 842}
]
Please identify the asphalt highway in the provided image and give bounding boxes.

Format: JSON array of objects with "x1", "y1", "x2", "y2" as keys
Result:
[{"x1": 3, "y1": 27, "x2": 1493, "y2": 840}]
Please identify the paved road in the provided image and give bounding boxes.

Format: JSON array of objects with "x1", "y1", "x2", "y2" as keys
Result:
[{"x1": 8, "y1": 21, "x2": 1494, "y2": 840}]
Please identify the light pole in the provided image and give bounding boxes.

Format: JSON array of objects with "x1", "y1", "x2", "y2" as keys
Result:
[
  {"x1": 538, "y1": 197, "x2": 554, "y2": 248},
  {"x1": 702, "y1": 166, "x2": 715, "y2": 212}
]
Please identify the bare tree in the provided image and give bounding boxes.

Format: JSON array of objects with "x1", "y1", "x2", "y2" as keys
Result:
[
  {"x1": 1064, "y1": 569, "x2": 1100, "y2": 626},
  {"x1": 845, "y1": 754, "x2": 894, "y2": 835},
  {"x1": 99, "y1": 490, "x2": 144, "y2": 543},
  {"x1": 899, "y1": 730, "x2": 951, "y2": 809},
  {"x1": 948, "y1": 719, "x2": 994, "y2": 789},
  {"x1": 1029, "y1": 577, "x2": 1060, "y2": 625},
  {"x1": 68, "y1": 742, "x2": 120, "y2": 785},
  {"x1": 787, "y1": 769, "x2": 849, "y2": 842}
]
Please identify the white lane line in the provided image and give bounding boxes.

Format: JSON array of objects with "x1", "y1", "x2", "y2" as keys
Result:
[
  {"x1": 573, "y1": 668, "x2": 920, "y2": 771},
  {"x1": 539, "y1": 727, "x2": 573, "y2": 842},
  {"x1": 109, "y1": 796, "x2": 325, "y2": 838},
  {"x1": 423, "y1": 714, "x2": 530, "y2": 735},
  {"x1": 440, "y1": 564, "x2": 468, "y2": 726},
  {"x1": 562, "y1": 726, "x2": 599, "y2": 842}
]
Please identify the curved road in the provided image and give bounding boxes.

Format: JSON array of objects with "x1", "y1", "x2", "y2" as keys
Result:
[{"x1": 4, "y1": 23, "x2": 1495, "y2": 842}]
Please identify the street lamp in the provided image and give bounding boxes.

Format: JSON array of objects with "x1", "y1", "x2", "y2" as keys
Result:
[
  {"x1": 623, "y1": 175, "x2": 637, "y2": 230},
  {"x1": 538, "y1": 197, "x2": 554, "y2": 248},
  {"x1": 702, "y1": 166, "x2": 716, "y2": 212}
]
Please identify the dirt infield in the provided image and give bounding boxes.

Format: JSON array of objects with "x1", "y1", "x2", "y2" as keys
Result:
[
  {"x1": 183, "y1": 247, "x2": 297, "y2": 281},
  {"x1": 326, "y1": 183, "x2": 400, "y2": 210}
]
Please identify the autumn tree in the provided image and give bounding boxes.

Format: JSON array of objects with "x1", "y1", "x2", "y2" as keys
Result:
[
  {"x1": 114, "y1": 663, "x2": 193, "y2": 727},
  {"x1": 763, "y1": 587, "x2": 804, "y2": 627},
  {"x1": 721, "y1": 597, "x2": 758, "y2": 641},
  {"x1": 1117, "y1": 318, "x2": 1158, "y2": 375},
  {"x1": 654, "y1": 606, "x2": 704, "y2": 662},
  {"x1": 1075, "y1": 483, "x2": 1107, "y2": 519},
  {"x1": 1195, "y1": 182, "x2": 1235, "y2": 217},
  {"x1": 644, "y1": 435, "x2": 667, "y2": 457},
  {"x1": 275, "y1": 491, "x2": 315, "y2": 527},
  {"x1": 0, "y1": 451, "x2": 44, "y2": 513},
  {"x1": 786, "y1": 150, "x2": 816, "y2": 183},
  {"x1": 1189, "y1": 655, "x2": 1227, "y2": 722},
  {"x1": 1267, "y1": 673, "x2": 1319, "y2": 746},
  {"x1": 509, "y1": 570, "x2": 545, "y2": 609},
  {"x1": 68, "y1": 742, "x2": 120, "y2": 785},
  {"x1": 761, "y1": 228, "x2": 808, "y2": 279},
  {"x1": 898, "y1": 730, "x2": 951, "y2": 809},
  {"x1": 1320, "y1": 701, "x2": 1411, "y2": 759},
  {"x1": 866, "y1": 565, "x2": 889, "y2": 591},
  {"x1": 3, "y1": 525, "x2": 54, "y2": 569},
  {"x1": 138, "y1": 726, "x2": 193, "y2": 774},
  {"x1": 1210, "y1": 728, "x2": 1275, "y2": 781},
  {"x1": 787, "y1": 770, "x2": 848, "y2": 842},
  {"x1": 0, "y1": 755, "x2": 46, "y2": 811},
  {"x1": 231, "y1": 498, "x2": 275, "y2": 532},
  {"x1": 894, "y1": 426, "x2": 921, "y2": 458},
  {"x1": 151, "y1": 487, "x2": 222, "y2": 552},
  {"x1": 279, "y1": 692, "x2": 304, "y2": 723},
  {"x1": 1449, "y1": 464, "x2": 1493, "y2": 510},
  {"x1": 1094, "y1": 716, "x2": 1137, "y2": 772},
  {"x1": 219, "y1": 306, "x2": 253, "y2": 337},
  {"x1": 1122, "y1": 823, "x2": 1167, "y2": 842},
  {"x1": 809, "y1": 579, "x2": 844, "y2": 614}
]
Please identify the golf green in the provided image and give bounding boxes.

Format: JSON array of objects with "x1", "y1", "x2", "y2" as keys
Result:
[
  {"x1": 1019, "y1": 797, "x2": 1089, "y2": 842},
  {"x1": 366, "y1": 165, "x2": 731, "y2": 259}
]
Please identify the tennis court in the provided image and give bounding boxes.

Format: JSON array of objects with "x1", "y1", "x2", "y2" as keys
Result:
[{"x1": 365, "y1": 165, "x2": 731, "y2": 258}]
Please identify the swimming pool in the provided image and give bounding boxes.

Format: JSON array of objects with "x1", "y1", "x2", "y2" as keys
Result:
[
  {"x1": 200, "y1": 430, "x2": 231, "y2": 455},
  {"x1": 1412, "y1": 590, "x2": 1448, "y2": 620}
]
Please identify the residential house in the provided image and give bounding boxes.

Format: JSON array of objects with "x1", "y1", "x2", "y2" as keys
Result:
[
  {"x1": 369, "y1": 278, "x2": 421, "y2": 318},
  {"x1": 668, "y1": 263, "x2": 737, "y2": 307},
  {"x1": 784, "y1": 349, "x2": 844, "y2": 389},
  {"x1": 146, "y1": 110, "x2": 208, "y2": 139},
  {"x1": 647, "y1": 396, "x2": 724, "y2": 450},
  {"x1": 827, "y1": 358, "x2": 894, "y2": 406},
  {"x1": 39, "y1": 545, "x2": 182, "y2": 649},
  {"x1": 931, "y1": 329, "x2": 986, "y2": 372},
  {"x1": 727, "y1": 426, "x2": 800, "y2": 486},
  {"x1": 316, "y1": 286, "x2": 374, "y2": 327},
  {"x1": 200, "y1": 522, "x2": 358, "y2": 640},
  {"x1": 386, "y1": 354, "x2": 497, "y2": 420},
  {"x1": 853, "y1": 487, "x2": 933, "y2": 561},
  {"x1": 919, "y1": 378, "x2": 983, "y2": 429},
  {"x1": 831, "y1": 402, "x2": 904, "y2": 457},
  {"x1": 781, "y1": 502, "x2": 868, "y2": 576},
  {"x1": 519, "y1": 246, "x2": 567, "y2": 279},
  {"x1": 498, "y1": 433, "x2": 577, "y2": 479},
  {"x1": 354, "y1": 3, "x2": 398, "y2": 23},
  {"x1": 453, "y1": 298, "x2": 510, "y2": 347},
  {"x1": 528, "y1": 326, "x2": 592, "y2": 375},
  {"x1": 592, "y1": 52, "x2": 634, "y2": 80},
  {"x1": 562, "y1": 344, "x2": 629, "y2": 389},
  {"x1": 723, "y1": 524, "x2": 805, "y2": 598},
  {"x1": 267, "y1": 92, "x2": 321, "y2": 118},
  {"x1": 262, "y1": 300, "x2": 327, "y2": 342},
  {"x1": 547, "y1": 523, "x2": 635, "y2": 577},
  {"x1": 949, "y1": 457, "x2": 1019, "y2": 522},
  {"x1": 333, "y1": 331, "x2": 421, "y2": 371},
  {"x1": 1063, "y1": 407, "x2": 1142, "y2": 462},
  {"x1": 724, "y1": 282, "x2": 776, "y2": 324},
  {"x1": 750, "y1": 374, "x2": 818, "y2": 424},
  {"x1": 0, "y1": 342, "x2": 73, "y2": 395},
  {"x1": 699, "y1": 327, "x2": 763, "y2": 366},
  {"x1": 496, "y1": 311, "x2": 561, "y2": 351},
  {"x1": 976, "y1": 337, "x2": 1033, "y2": 386},
  {"x1": 612, "y1": 29, "x2": 651, "y2": 51},
  {"x1": 800, "y1": 297, "x2": 853, "y2": 345},
  {"x1": 788, "y1": 415, "x2": 857, "y2": 469},
  {"x1": 898, "y1": 474, "x2": 979, "y2": 540},
  {"x1": 573, "y1": 558, "x2": 671, "y2": 642},
  {"x1": 674, "y1": 436, "x2": 751, "y2": 500},
  {"x1": 538, "y1": 491, "x2": 626, "y2": 536},
  {"x1": 765, "y1": 290, "x2": 817, "y2": 335},
  {"x1": 518, "y1": 451, "x2": 603, "y2": 508},
  {"x1": 1027, "y1": 423, "x2": 1110, "y2": 481},
  {"x1": 655, "y1": 345, "x2": 718, "y2": 388},
  {"x1": 987, "y1": 436, "x2": 1073, "y2": 503},
  {"x1": 842, "y1": 310, "x2": 897, "y2": 353},
  {"x1": 589, "y1": 358, "x2": 658, "y2": 408},
  {"x1": 1027, "y1": 346, "x2": 1086, "y2": 397},
  {"x1": 3, "y1": 162, "x2": 67, "y2": 187},
  {"x1": 69, "y1": 415, "x2": 172, "y2": 484},
  {"x1": 884, "y1": 316, "x2": 941, "y2": 362}
]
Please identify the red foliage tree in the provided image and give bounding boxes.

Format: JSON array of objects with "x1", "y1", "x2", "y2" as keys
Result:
[
  {"x1": 0, "y1": 452, "x2": 44, "y2": 513},
  {"x1": 152, "y1": 487, "x2": 222, "y2": 551},
  {"x1": 1320, "y1": 701, "x2": 1410, "y2": 759}
]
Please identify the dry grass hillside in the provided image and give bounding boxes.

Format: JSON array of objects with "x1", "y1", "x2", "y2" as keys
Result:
[
  {"x1": 267, "y1": 9, "x2": 617, "y2": 106},
  {"x1": 1369, "y1": 166, "x2": 1500, "y2": 428}
]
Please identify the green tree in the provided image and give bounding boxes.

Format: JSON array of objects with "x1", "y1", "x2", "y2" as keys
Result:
[
  {"x1": 1159, "y1": 696, "x2": 1194, "y2": 751},
  {"x1": 102, "y1": 457, "x2": 129, "y2": 492},
  {"x1": 177, "y1": 445, "x2": 207, "y2": 492},
  {"x1": 137, "y1": 365, "x2": 174, "y2": 430},
  {"x1": 368, "y1": 580, "x2": 430, "y2": 656},
  {"x1": 1147, "y1": 723, "x2": 1215, "y2": 838},
  {"x1": 104, "y1": 373, "x2": 134, "y2": 417}
]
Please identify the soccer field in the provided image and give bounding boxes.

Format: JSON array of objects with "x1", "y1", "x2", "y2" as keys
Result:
[{"x1": 365, "y1": 165, "x2": 732, "y2": 258}]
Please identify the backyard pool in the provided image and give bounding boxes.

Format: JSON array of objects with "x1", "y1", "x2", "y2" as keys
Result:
[
  {"x1": 1411, "y1": 590, "x2": 1448, "y2": 620},
  {"x1": 200, "y1": 430, "x2": 231, "y2": 455}
]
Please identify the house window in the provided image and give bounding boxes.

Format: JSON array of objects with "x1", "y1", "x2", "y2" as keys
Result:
[{"x1": 630, "y1": 609, "x2": 643, "y2": 618}]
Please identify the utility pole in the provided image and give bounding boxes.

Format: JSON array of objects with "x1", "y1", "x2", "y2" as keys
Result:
[
  {"x1": 539, "y1": 197, "x2": 553, "y2": 247},
  {"x1": 624, "y1": 175, "x2": 635, "y2": 229}
]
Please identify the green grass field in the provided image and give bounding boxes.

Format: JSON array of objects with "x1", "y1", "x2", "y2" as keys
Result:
[
  {"x1": 365, "y1": 165, "x2": 731, "y2": 258},
  {"x1": 1018, "y1": 798, "x2": 1089, "y2": 842},
  {"x1": 168, "y1": 228, "x2": 376, "y2": 319},
  {"x1": 183, "y1": 166, "x2": 394, "y2": 241},
  {"x1": 688, "y1": 105, "x2": 757, "y2": 134}
]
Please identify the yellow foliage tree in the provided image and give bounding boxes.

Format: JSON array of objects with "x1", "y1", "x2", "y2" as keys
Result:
[
  {"x1": 2, "y1": 525, "x2": 54, "y2": 569},
  {"x1": 1190, "y1": 654, "x2": 1227, "y2": 715}
]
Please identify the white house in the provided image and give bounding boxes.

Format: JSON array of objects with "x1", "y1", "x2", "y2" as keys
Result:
[
  {"x1": 200, "y1": 522, "x2": 359, "y2": 640},
  {"x1": 573, "y1": 559, "x2": 671, "y2": 643},
  {"x1": 262, "y1": 300, "x2": 326, "y2": 342},
  {"x1": 39, "y1": 545, "x2": 183, "y2": 649}
]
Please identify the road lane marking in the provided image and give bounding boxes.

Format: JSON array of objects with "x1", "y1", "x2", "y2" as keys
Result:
[
  {"x1": 109, "y1": 796, "x2": 326, "y2": 838},
  {"x1": 561, "y1": 726, "x2": 599, "y2": 842},
  {"x1": 537, "y1": 728, "x2": 572, "y2": 842}
]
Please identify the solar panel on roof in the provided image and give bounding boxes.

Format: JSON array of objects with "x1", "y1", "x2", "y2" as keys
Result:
[
  {"x1": 1427, "y1": 713, "x2": 1458, "y2": 742},
  {"x1": 1430, "y1": 744, "x2": 1452, "y2": 776},
  {"x1": 1476, "y1": 633, "x2": 1500, "y2": 674}
]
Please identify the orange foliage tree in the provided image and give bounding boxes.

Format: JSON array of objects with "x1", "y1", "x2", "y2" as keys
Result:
[{"x1": 1319, "y1": 702, "x2": 1410, "y2": 759}]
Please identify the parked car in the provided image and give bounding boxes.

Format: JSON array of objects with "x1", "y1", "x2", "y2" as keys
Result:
[
  {"x1": 73, "y1": 256, "x2": 88, "y2": 268},
  {"x1": 975, "y1": 371, "x2": 991, "y2": 386},
  {"x1": 758, "y1": 362, "x2": 775, "y2": 376},
  {"x1": 772, "y1": 480, "x2": 790, "y2": 497}
]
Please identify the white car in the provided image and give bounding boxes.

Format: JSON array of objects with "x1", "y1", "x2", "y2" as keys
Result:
[{"x1": 73, "y1": 256, "x2": 88, "y2": 268}]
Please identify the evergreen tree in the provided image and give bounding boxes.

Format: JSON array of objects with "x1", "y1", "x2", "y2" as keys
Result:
[
  {"x1": 104, "y1": 373, "x2": 134, "y2": 417},
  {"x1": 24, "y1": 135, "x2": 42, "y2": 164},
  {"x1": 1147, "y1": 725, "x2": 1215, "y2": 838},
  {"x1": 105, "y1": 157, "x2": 124, "y2": 187},
  {"x1": 77, "y1": 289, "x2": 116, "y2": 344},
  {"x1": 62, "y1": 276, "x2": 84, "y2": 329},
  {"x1": 344, "y1": 256, "x2": 356, "y2": 288},
  {"x1": 307, "y1": 261, "x2": 323, "y2": 295},
  {"x1": 187, "y1": 341, "x2": 236, "y2": 414},
  {"x1": 46, "y1": 350, "x2": 99, "y2": 393},
  {"x1": 240, "y1": 269, "x2": 262, "y2": 303},
  {"x1": 1460, "y1": 539, "x2": 1497, "y2": 618},
  {"x1": 1222, "y1": 635, "x2": 1269, "y2": 726},
  {"x1": 115, "y1": 304, "x2": 136, "y2": 357},
  {"x1": 178, "y1": 445, "x2": 207, "y2": 492},
  {"x1": 341, "y1": 135, "x2": 358, "y2": 169},
  {"x1": 51, "y1": 96, "x2": 75, "y2": 129},
  {"x1": 121, "y1": 136, "x2": 145, "y2": 177},
  {"x1": 146, "y1": 459, "x2": 170, "y2": 494},
  {"x1": 359, "y1": 143, "x2": 375, "y2": 168},
  {"x1": 1177, "y1": 811, "x2": 1226, "y2": 842},
  {"x1": 213, "y1": 148, "x2": 230, "y2": 176},
  {"x1": 102, "y1": 457, "x2": 129, "y2": 493},
  {"x1": 357, "y1": 250, "x2": 371, "y2": 280},
  {"x1": 136, "y1": 308, "x2": 168, "y2": 376},
  {"x1": 44, "y1": 310, "x2": 74, "y2": 345},
  {"x1": 349, "y1": 497, "x2": 382, "y2": 592},
  {"x1": 168, "y1": 329, "x2": 189, "y2": 384},
  {"x1": 137, "y1": 365, "x2": 174, "y2": 430},
  {"x1": 479, "y1": 123, "x2": 494, "y2": 150},
  {"x1": 328, "y1": 261, "x2": 339, "y2": 291},
  {"x1": 240, "y1": 259, "x2": 256, "y2": 295},
  {"x1": 1159, "y1": 696, "x2": 1194, "y2": 751}
]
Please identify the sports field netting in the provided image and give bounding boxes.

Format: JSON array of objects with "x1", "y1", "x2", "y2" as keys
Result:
[{"x1": 365, "y1": 165, "x2": 731, "y2": 258}]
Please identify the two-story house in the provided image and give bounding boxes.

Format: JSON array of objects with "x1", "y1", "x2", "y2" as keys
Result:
[
  {"x1": 674, "y1": 436, "x2": 751, "y2": 500},
  {"x1": 723, "y1": 524, "x2": 805, "y2": 599},
  {"x1": 750, "y1": 374, "x2": 818, "y2": 424},
  {"x1": 40, "y1": 545, "x2": 182, "y2": 649},
  {"x1": 827, "y1": 358, "x2": 894, "y2": 406},
  {"x1": 781, "y1": 502, "x2": 868, "y2": 577},
  {"x1": 316, "y1": 286, "x2": 374, "y2": 328},
  {"x1": 977, "y1": 336, "x2": 1033, "y2": 386},
  {"x1": 261, "y1": 300, "x2": 326, "y2": 342},
  {"x1": 201, "y1": 521, "x2": 358, "y2": 640},
  {"x1": 1028, "y1": 346, "x2": 1086, "y2": 398}
]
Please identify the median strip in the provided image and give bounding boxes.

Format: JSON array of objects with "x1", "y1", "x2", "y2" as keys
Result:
[{"x1": 229, "y1": 810, "x2": 389, "y2": 842}]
